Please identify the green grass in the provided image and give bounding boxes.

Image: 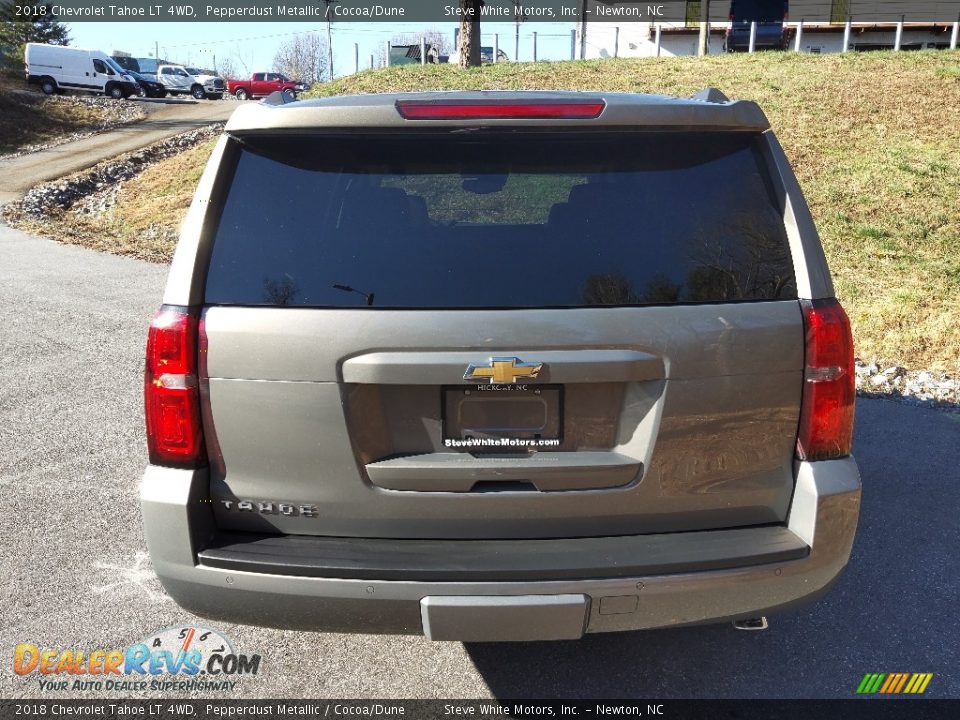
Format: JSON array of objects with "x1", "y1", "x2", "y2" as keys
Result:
[{"x1": 14, "y1": 51, "x2": 960, "y2": 372}]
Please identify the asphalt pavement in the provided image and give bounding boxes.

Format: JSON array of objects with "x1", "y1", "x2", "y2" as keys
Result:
[
  {"x1": 0, "y1": 222, "x2": 957, "y2": 699},
  {"x1": 0, "y1": 97, "x2": 235, "y2": 205}
]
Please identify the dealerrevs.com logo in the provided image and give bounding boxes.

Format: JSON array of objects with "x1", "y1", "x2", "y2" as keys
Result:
[{"x1": 13, "y1": 625, "x2": 261, "y2": 693}]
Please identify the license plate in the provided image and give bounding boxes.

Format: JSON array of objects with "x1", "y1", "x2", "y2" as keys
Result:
[{"x1": 442, "y1": 385, "x2": 563, "y2": 450}]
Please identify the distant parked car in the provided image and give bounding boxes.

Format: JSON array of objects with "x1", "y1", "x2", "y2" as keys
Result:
[
  {"x1": 111, "y1": 58, "x2": 224, "y2": 100},
  {"x1": 155, "y1": 64, "x2": 223, "y2": 100},
  {"x1": 184, "y1": 67, "x2": 226, "y2": 100},
  {"x1": 127, "y1": 70, "x2": 167, "y2": 98},
  {"x1": 227, "y1": 72, "x2": 306, "y2": 101},
  {"x1": 725, "y1": 0, "x2": 789, "y2": 51},
  {"x1": 447, "y1": 47, "x2": 510, "y2": 64},
  {"x1": 111, "y1": 56, "x2": 157, "y2": 75},
  {"x1": 25, "y1": 43, "x2": 138, "y2": 99}
]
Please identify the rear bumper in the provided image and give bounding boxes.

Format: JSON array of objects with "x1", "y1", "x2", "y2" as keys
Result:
[{"x1": 141, "y1": 457, "x2": 860, "y2": 640}]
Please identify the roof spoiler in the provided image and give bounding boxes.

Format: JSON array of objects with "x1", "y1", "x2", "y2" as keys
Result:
[
  {"x1": 689, "y1": 88, "x2": 730, "y2": 104},
  {"x1": 261, "y1": 90, "x2": 295, "y2": 107}
]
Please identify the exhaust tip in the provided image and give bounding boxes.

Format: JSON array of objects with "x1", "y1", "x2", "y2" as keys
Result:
[{"x1": 733, "y1": 617, "x2": 769, "y2": 631}]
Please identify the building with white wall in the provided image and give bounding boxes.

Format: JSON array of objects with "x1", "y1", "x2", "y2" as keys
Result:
[{"x1": 573, "y1": 0, "x2": 960, "y2": 57}]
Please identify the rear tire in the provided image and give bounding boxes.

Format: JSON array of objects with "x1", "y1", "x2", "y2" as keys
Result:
[
  {"x1": 191, "y1": 84, "x2": 206, "y2": 100},
  {"x1": 39, "y1": 77, "x2": 57, "y2": 95},
  {"x1": 235, "y1": 88, "x2": 249, "y2": 101}
]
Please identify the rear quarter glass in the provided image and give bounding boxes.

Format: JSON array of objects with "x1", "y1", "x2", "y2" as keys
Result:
[{"x1": 203, "y1": 131, "x2": 796, "y2": 309}]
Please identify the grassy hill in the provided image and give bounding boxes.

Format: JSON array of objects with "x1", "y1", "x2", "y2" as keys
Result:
[
  {"x1": 0, "y1": 72, "x2": 143, "y2": 155},
  {"x1": 308, "y1": 51, "x2": 960, "y2": 373},
  {"x1": 14, "y1": 52, "x2": 960, "y2": 372}
]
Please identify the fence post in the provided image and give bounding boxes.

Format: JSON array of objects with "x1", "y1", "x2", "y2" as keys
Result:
[
  {"x1": 614, "y1": 26, "x2": 620, "y2": 58},
  {"x1": 749, "y1": 21, "x2": 757, "y2": 53},
  {"x1": 894, "y1": 15, "x2": 903, "y2": 51},
  {"x1": 493, "y1": 33, "x2": 499, "y2": 62},
  {"x1": 533, "y1": 31, "x2": 538, "y2": 62},
  {"x1": 794, "y1": 19, "x2": 804, "y2": 51},
  {"x1": 420, "y1": 36, "x2": 426, "y2": 65},
  {"x1": 571, "y1": 28, "x2": 577, "y2": 60},
  {"x1": 843, "y1": 16, "x2": 852, "y2": 52},
  {"x1": 354, "y1": 43, "x2": 359, "y2": 74},
  {"x1": 655, "y1": 23, "x2": 662, "y2": 57},
  {"x1": 385, "y1": 40, "x2": 391, "y2": 66},
  {"x1": 952, "y1": 18, "x2": 960, "y2": 49},
  {"x1": 370, "y1": 54, "x2": 374, "y2": 69}
]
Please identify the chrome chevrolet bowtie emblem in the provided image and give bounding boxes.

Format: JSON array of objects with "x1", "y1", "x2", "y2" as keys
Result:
[{"x1": 463, "y1": 357, "x2": 544, "y2": 384}]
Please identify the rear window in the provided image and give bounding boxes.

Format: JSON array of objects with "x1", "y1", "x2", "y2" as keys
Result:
[{"x1": 204, "y1": 131, "x2": 796, "y2": 309}]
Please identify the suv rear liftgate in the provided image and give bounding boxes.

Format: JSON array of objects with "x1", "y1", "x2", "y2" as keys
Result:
[{"x1": 141, "y1": 92, "x2": 861, "y2": 641}]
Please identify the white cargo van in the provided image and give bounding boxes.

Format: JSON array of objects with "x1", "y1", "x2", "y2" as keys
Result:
[{"x1": 24, "y1": 43, "x2": 139, "y2": 99}]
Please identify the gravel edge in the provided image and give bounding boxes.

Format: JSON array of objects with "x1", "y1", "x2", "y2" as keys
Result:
[{"x1": 2, "y1": 123, "x2": 223, "y2": 218}]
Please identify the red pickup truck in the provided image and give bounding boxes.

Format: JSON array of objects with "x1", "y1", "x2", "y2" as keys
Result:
[{"x1": 226, "y1": 72, "x2": 308, "y2": 100}]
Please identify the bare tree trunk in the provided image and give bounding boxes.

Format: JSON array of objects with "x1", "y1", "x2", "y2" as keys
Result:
[
  {"x1": 698, "y1": 0, "x2": 710, "y2": 56},
  {"x1": 458, "y1": 0, "x2": 482, "y2": 68}
]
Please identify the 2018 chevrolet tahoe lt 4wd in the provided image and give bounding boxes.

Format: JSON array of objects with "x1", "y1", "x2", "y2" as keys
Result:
[{"x1": 141, "y1": 90, "x2": 861, "y2": 642}]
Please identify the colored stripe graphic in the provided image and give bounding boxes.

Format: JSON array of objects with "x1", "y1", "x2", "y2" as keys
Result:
[
  {"x1": 893, "y1": 674, "x2": 910, "y2": 693},
  {"x1": 879, "y1": 674, "x2": 897, "y2": 693},
  {"x1": 857, "y1": 673, "x2": 932, "y2": 694}
]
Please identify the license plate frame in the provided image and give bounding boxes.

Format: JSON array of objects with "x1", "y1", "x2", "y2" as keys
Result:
[{"x1": 442, "y1": 384, "x2": 563, "y2": 450}]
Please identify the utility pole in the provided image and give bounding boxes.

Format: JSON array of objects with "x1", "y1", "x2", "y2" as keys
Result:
[
  {"x1": 698, "y1": 0, "x2": 710, "y2": 56},
  {"x1": 513, "y1": 0, "x2": 526, "y2": 61},
  {"x1": 579, "y1": 0, "x2": 588, "y2": 59},
  {"x1": 324, "y1": 0, "x2": 337, "y2": 80}
]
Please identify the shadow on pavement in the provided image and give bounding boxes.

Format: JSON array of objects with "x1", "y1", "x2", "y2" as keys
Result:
[{"x1": 466, "y1": 398, "x2": 960, "y2": 699}]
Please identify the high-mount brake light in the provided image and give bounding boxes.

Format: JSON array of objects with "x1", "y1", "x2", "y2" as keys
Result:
[
  {"x1": 796, "y1": 298, "x2": 856, "y2": 462},
  {"x1": 395, "y1": 99, "x2": 605, "y2": 120},
  {"x1": 144, "y1": 306, "x2": 204, "y2": 468}
]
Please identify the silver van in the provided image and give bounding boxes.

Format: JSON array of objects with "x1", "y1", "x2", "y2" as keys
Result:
[{"x1": 141, "y1": 90, "x2": 861, "y2": 642}]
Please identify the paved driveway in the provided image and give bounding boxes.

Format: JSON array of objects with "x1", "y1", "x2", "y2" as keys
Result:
[{"x1": 0, "y1": 223, "x2": 957, "y2": 699}]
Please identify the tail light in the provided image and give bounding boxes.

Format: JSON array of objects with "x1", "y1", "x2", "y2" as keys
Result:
[
  {"x1": 396, "y1": 99, "x2": 605, "y2": 120},
  {"x1": 796, "y1": 298, "x2": 855, "y2": 461},
  {"x1": 145, "y1": 306, "x2": 204, "y2": 468}
]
